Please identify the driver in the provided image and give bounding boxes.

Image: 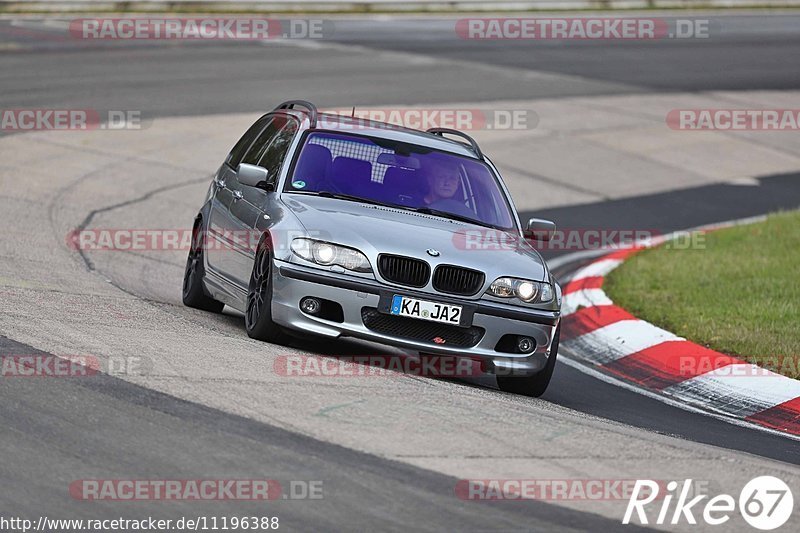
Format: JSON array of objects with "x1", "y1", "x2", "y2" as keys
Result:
[{"x1": 423, "y1": 159, "x2": 461, "y2": 205}]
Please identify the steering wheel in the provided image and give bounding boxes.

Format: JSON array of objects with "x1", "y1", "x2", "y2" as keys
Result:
[{"x1": 427, "y1": 198, "x2": 474, "y2": 218}]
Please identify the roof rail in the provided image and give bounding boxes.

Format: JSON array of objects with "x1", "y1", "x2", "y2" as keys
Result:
[
  {"x1": 425, "y1": 128, "x2": 483, "y2": 159},
  {"x1": 274, "y1": 100, "x2": 318, "y2": 128}
]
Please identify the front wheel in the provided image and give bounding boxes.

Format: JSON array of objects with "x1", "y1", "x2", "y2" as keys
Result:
[
  {"x1": 245, "y1": 238, "x2": 289, "y2": 344},
  {"x1": 496, "y1": 324, "x2": 560, "y2": 397}
]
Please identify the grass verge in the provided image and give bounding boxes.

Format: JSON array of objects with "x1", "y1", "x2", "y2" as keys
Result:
[{"x1": 605, "y1": 210, "x2": 800, "y2": 379}]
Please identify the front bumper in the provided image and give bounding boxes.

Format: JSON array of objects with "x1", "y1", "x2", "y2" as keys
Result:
[{"x1": 271, "y1": 260, "x2": 560, "y2": 376}]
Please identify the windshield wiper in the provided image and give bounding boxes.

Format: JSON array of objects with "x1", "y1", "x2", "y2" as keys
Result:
[
  {"x1": 316, "y1": 191, "x2": 384, "y2": 206},
  {"x1": 315, "y1": 192, "x2": 505, "y2": 230},
  {"x1": 412, "y1": 206, "x2": 499, "y2": 229}
]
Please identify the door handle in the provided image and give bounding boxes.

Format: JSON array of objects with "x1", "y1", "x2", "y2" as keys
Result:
[
  {"x1": 215, "y1": 178, "x2": 226, "y2": 188},
  {"x1": 232, "y1": 190, "x2": 243, "y2": 201}
]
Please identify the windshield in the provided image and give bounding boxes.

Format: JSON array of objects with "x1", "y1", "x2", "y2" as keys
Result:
[{"x1": 284, "y1": 131, "x2": 517, "y2": 230}]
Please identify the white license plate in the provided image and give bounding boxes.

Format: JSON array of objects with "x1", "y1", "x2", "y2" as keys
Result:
[{"x1": 390, "y1": 295, "x2": 462, "y2": 325}]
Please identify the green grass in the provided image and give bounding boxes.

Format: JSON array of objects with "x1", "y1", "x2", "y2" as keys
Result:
[{"x1": 605, "y1": 210, "x2": 800, "y2": 379}]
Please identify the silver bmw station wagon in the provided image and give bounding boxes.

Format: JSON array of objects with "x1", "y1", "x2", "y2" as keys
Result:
[{"x1": 183, "y1": 100, "x2": 562, "y2": 396}]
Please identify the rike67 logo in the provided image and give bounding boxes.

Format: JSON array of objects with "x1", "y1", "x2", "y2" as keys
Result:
[{"x1": 624, "y1": 476, "x2": 793, "y2": 530}]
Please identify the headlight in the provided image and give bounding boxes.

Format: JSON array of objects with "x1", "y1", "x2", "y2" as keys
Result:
[
  {"x1": 291, "y1": 238, "x2": 372, "y2": 273},
  {"x1": 488, "y1": 277, "x2": 514, "y2": 298},
  {"x1": 487, "y1": 277, "x2": 554, "y2": 304},
  {"x1": 516, "y1": 281, "x2": 537, "y2": 301},
  {"x1": 312, "y1": 242, "x2": 336, "y2": 265}
]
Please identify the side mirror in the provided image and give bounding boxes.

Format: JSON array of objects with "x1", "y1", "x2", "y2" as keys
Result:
[
  {"x1": 526, "y1": 218, "x2": 556, "y2": 242},
  {"x1": 237, "y1": 163, "x2": 273, "y2": 191}
]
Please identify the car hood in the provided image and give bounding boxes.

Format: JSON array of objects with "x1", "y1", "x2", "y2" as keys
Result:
[{"x1": 282, "y1": 195, "x2": 548, "y2": 282}]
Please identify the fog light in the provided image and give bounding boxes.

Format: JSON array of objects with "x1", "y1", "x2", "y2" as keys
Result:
[
  {"x1": 300, "y1": 297, "x2": 321, "y2": 315},
  {"x1": 517, "y1": 336, "x2": 534, "y2": 353}
]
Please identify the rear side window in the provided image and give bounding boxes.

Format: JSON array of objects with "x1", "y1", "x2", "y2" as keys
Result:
[{"x1": 227, "y1": 115, "x2": 270, "y2": 168}]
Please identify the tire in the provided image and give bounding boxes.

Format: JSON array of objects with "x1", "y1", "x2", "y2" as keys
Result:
[
  {"x1": 496, "y1": 323, "x2": 560, "y2": 398},
  {"x1": 245, "y1": 237, "x2": 289, "y2": 344},
  {"x1": 182, "y1": 218, "x2": 224, "y2": 313}
]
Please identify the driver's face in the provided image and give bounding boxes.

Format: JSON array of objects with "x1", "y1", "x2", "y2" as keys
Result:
[{"x1": 429, "y1": 167, "x2": 460, "y2": 199}]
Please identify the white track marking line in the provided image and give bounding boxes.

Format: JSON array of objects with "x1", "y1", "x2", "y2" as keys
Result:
[
  {"x1": 557, "y1": 354, "x2": 800, "y2": 443},
  {"x1": 562, "y1": 319, "x2": 682, "y2": 365},
  {"x1": 664, "y1": 364, "x2": 800, "y2": 418},
  {"x1": 562, "y1": 288, "x2": 612, "y2": 316},
  {"x1": 569, "y1": 258, "x2": 623, "y2": 281}
]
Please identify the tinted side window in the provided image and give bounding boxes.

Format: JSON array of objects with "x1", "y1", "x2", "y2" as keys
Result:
[
  {"x1": 227, "y1": 115, "x2": 270, "y2": 168},
  {"x1": 241, "y1": 119, "x2": 282, "y2": 166},
  {"x1": 258, "y1": 120, "x2": 299, "y2": 178}
]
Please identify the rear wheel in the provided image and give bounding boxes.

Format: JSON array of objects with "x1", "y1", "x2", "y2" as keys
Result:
[
  {"x1": 182, "y1": 219, "x2": 224, "y2": 313},
  {"x1": 245, "y1": 238, "x2": 289, "y2": 344},
  {"x1": 496, "y1": 324, "x2": 560, "y2": 397}
]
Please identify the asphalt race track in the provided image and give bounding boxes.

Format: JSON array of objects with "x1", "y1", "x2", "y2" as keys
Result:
[{"x1": 1, "y1": 12, "x2": 800, "y2": 531}]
